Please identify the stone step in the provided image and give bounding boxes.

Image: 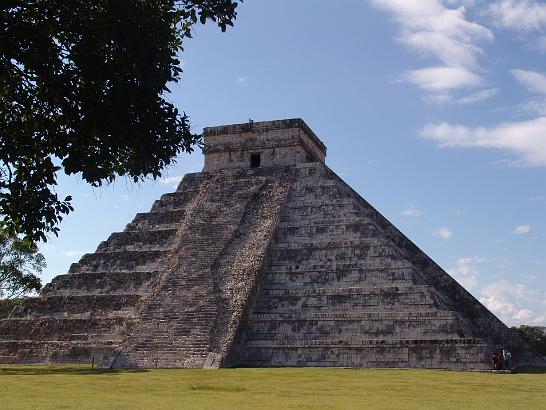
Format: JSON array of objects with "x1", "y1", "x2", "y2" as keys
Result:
[
  {"x1": 268, "y1": 242, "x2": 403, "y2": 261},
  {"x1": 244, "y1": 330, "x2": 463, "y2": 341},
  {"x1": 260, "y1": 279, "x2": 418, "y2": 290},
  {"x1": 0, "y1": 340, "x2": 119, "y2": 364},
  {"x1": 243, "y1": 337, "x2": 485, "y2": 348},
  {"x1": 237, "y1": 340, "x2": 489, "y2": 370},
  {"x1": 280, "y1": 208, "x2": 369, "y2": 222},
  {"x1": 270, "y1": 237, "x2": 394, "y2": 250},
  {"x1": 262, "y1": 269, "x2": 422, "y2": 287},
  {"x1": 248, "y1": 311, "x2": 459, "y2": 321},
  {"x1": 43, "y1": 271, "x2": 158, "y2": 296},
  {"x1": 0, "y1": 317, "x2": 137, "y2": 341},
  {"x1": 253, "y1": 289, "x2": 439, "y2": 312},
  {"x1": 69, "y1": 249, "x2": 170, "y2": 273},
  {"x1": 96, "y1": 229, "x2": 178, "y2": 252},
  {"x1": 125, "y1": 209, "x2": 186, "y2": 231},
  {"x1": 174, "y1": 172, "x2": 208, "y2": 190},
  {"x1": 293, "y1": 164, "x2": 335, "y2": 179},
  {"x1": 286, "y1": 198, "x2": 359, "y2": 208},
  {"x1": 274, "y1": 221, "x2": 382, "y2": 241},
  {"x1": 276, "y1": 218, "x2": 378, "y2": 228},
  {"x1": 267, "y1": 260, "x2": 414, "y2": 271},
  {"x1": 8, "y1": 294, "x2": 142, "y2": 318},
  {"x1": 258, "y1": 284, "x2": 433, "y2": 297},
  {"x1": 151, "y1": 190, "x2": 200, "y2": 212},
  {"x1": 267, "y1": 252, "x2": 405, "y2": 267},
  {"x1": 244, "y1": 313, "x2": 463, "y2": 340}
]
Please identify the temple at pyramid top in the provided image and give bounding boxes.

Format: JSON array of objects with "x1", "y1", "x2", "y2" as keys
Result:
[{"x1": 203, "y1": 118, "x2": 327, "y2": 171}]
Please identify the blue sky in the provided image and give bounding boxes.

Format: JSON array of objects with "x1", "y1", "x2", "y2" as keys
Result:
[{"x1": 41, "y1": 0, "x2": 546, "y2": 326}]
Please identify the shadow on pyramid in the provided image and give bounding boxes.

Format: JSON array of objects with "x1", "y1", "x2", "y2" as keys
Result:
[{"x1": 1, "y1": 119, "x2": 542, "y2": 370}]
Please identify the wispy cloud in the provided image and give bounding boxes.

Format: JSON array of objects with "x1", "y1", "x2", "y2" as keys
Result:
[
  {"x1": 511, "y1": 69, "x2": 546, "y2": 94},
  {"x1": 401, "y1": 207, "x2": 423, "y2": 217},
  {"x1": 372, "y1": 0, "x2": 492, "y2": 99},
  {"x1": 420, "y1": 117, "x2": 546, "y2": 166},
  {"x1": 511, "y1": 69, "x2": 546, "y2": 116},
  {"x1": 513, "y1": 224, "x2": 531, "y2": 234},
  {"x1": 519, "y1": 98, "x2": 546, "y2": 116},
  {"x1": 453, "y1": 88, "x2": 500, "y2": 105},
  {"x1": 487, "y1": 0, "x2": 546, "y2": 32},
  {"x1": 433, "y1": 227, "x2": 452, "y2": 240},
  {"x1": 61, "y1": 250, "x2": 87, "y2": 258}
]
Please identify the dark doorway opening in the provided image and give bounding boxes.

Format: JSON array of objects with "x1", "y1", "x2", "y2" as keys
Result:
[{"x1": 250, "y1": 153, "x2": 261, "y2": 168}]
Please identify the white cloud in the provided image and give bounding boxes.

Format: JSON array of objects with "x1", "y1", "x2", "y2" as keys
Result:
[
  {"x1": 433, "y1": 227, "x2": 452, "y2": 240},
  {"x1": 487, "y1": 0, "x2": 546, "y2": 32},
  {"x1": 372, "y1": 0, "x2": 492, "y2": 68},
  {"x1": 447, "y1": 256, "x2": 487, "y2": 290},
  {"x1": 479, "y1": 279, "x2": 546, "y2": 326},
  {"x1": 401, "y1": 208, "x2": 423, "y2": 217},
  {"x1": 372, "y1": 0, "x2": 492, "y2": 101},
  {"x1": 445, "y1": 0, "x2": 476, "y2": 6},
  {"x1": 513, "y1": 224, "x2": 531, "y2": 234},
  {"x1": 403, "y1": 66, "x2": 483, "y2": 92},
  {"x1": 511, "y1": 69, "x2": 546, "y2": 94},
  {"x1": 420, "y1": 116, "x2": 546, "y2": 166},
  {"x1": 160, "y1": 176, "x2": 183, "y2": 188},
  {"x1": 454, "y1": 88, "x2": 500, "y2": 105},
  {"x1": 61, "y1": 250, "x2": 87, "y2": 258},
  {"x1": 519, "y1": 98, "x2": 546, "y2": 115}
]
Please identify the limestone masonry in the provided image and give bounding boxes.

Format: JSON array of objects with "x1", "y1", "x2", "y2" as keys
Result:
[{"x1": 0, "y1": 119, "x2": 542, "y2": 369}]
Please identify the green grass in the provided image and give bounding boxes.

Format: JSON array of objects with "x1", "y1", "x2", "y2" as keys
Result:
[{"x1": 1, "y1": 366, "x2": 545, "y2": 409}]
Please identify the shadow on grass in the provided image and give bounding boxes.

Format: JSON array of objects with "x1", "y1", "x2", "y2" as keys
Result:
[
  {"x1": 0, "y1": 366, "x2": 150, "y2": 376},
  {"x1": 513, "y1": 366, "x2": 546, "y2": 374},
  {"x1": 190, "y1": 384, "x2": 246, "y2": 393}
]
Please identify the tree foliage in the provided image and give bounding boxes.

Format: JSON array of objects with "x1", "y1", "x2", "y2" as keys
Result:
[
  {"x1": 512, "y1": 325, "x2": 546, "y2": 356},
  {"x1": 0, "y1": 0, "x2": 240, "y2": 242},
  {"x1": 0, "y1": 233, "x2": 45, "y2": 299}
]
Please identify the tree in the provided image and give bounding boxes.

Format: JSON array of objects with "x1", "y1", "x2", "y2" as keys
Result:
[
  {"x1": 512, "y1": 325, "x2": 546, "y2": 356},
  {"x1": 0, "y1": 233, "x2": 45, "y2": 299},
  {"x1": 0, "y1": 0, "x2": 241, "y2": 243}
]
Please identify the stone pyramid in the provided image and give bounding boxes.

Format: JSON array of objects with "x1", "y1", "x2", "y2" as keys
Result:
[{"x1": 0, "y1": 119, "x2": 541, "y2": 370}]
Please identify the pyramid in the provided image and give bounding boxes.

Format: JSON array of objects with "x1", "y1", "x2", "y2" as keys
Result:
[{"x1": 0, "y1": 119, "x2": 541, "y2": 370}]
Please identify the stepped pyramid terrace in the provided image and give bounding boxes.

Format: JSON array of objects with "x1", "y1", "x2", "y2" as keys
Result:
[{"x1": 0, "y1": 118, "x2": 542, "y2": 370}]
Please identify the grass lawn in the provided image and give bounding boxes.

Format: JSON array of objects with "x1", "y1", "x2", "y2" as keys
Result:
[{"x1": 1, "y1": 365, "x2": 545, "y2": 409}]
